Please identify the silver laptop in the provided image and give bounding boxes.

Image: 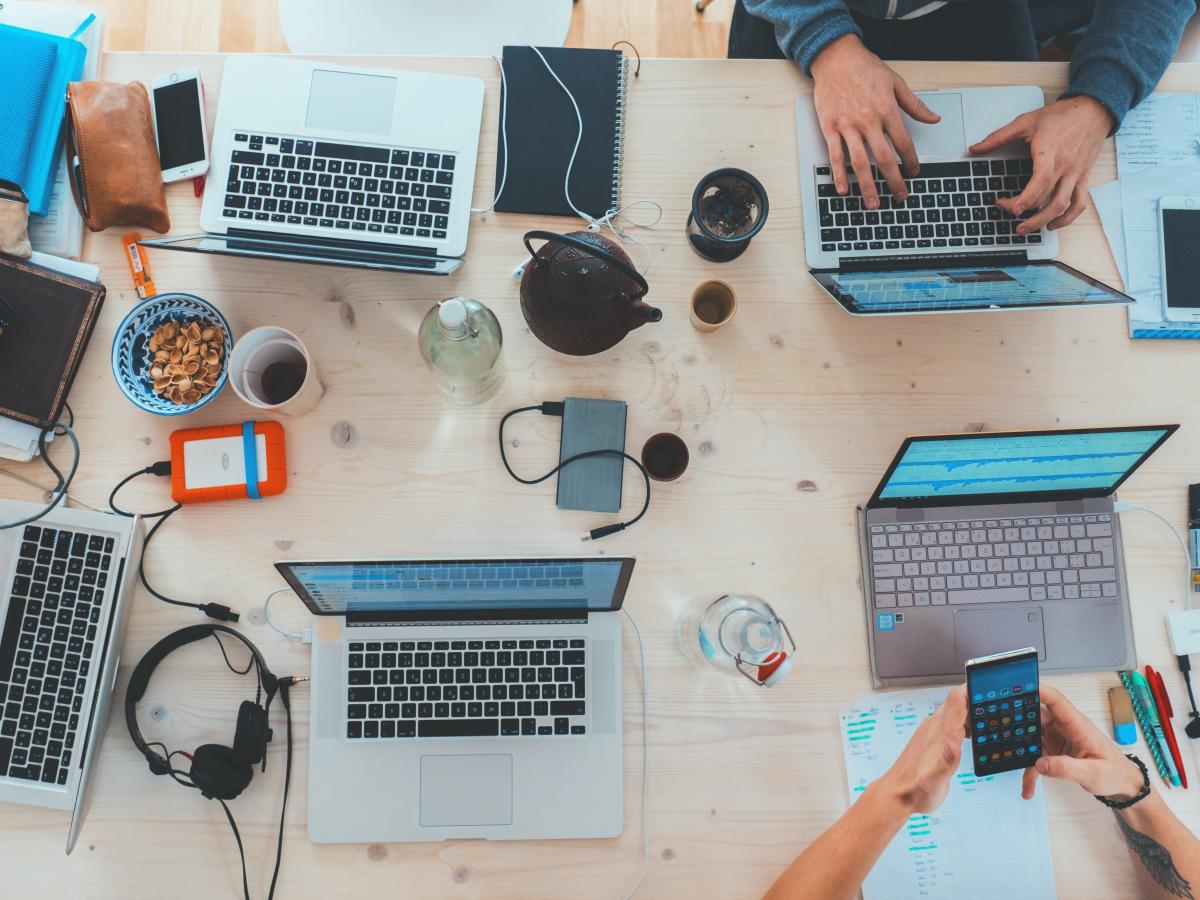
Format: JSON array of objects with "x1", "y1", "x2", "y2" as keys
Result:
[
  {"x1": 796, "y1": 86, "x2": 1133, "y2": 316},
  {"x1": 0, "y1": 500, "x2": 143, "y2": 852},
  {"x1": 275, "y1": 556, "x2": 633, "y2": 843},
  {"x1": 141, "y1": 55, "x2": 484, "y2": 275},
  {"x1": 857, "y1": 426, "x2": 1177, "y2": 687}
]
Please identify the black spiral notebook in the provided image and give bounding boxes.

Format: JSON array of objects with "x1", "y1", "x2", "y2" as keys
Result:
[{"x1": 494, "y1": 46, "x2": 630, "y2": 219}]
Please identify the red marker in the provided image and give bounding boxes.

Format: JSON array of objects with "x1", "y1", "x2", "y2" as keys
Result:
[{"x1": 1146, "y1": 665, "x2": 1188, "y2": 789}]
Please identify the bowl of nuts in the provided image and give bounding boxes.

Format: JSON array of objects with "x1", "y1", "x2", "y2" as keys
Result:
[{"x1": 111, "y1": 293, "x2": 233, "y2": 415}]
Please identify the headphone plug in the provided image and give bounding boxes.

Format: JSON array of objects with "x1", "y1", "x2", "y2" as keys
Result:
[{"x1": 583, "y1": 523, "x2": 626, "y2": 542}]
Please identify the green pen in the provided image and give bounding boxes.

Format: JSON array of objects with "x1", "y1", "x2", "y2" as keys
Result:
[{"x1": 1130, "y1": 671, "x2": 1182, "y2": 787}]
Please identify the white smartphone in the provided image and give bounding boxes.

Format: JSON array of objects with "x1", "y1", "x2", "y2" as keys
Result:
[
  {"x1": 1159, "y1": 196, "x2": 1200, "y2": 322},
  {"x1": 149, "y1": 68, "x2": 209, "y2": 183}
]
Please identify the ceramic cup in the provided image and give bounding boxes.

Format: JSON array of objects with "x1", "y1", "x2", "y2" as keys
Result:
[
  {"x1": 641, "y1": 432, "x2": 690, "y2": 482},
  {"x1": 228, "y1": 326, "x2": 323, "y2": 416},
  {"x1": 690, "y1": 279, "x2": 737, "y2": 332}
]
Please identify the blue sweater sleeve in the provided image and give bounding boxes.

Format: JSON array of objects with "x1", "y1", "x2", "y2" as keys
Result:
[
  {"x1": 741, "y1": 0, "x2": 862, "y2": 74},
  {"x1": 1061, "y1": 0, "x2": 1193, "y2": 131}
]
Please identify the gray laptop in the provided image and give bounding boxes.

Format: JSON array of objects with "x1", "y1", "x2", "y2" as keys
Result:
[
  {"x1": 857, "y1": 426, "x2": 1177, "y2": 687},
  {"x1": 275, "y1": 556, "x2": 633, "y2": 843}
]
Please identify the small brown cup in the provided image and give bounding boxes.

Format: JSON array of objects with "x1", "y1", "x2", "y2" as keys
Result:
[
  {"x1": 641, "y1": 433, "x2": 690, "y2": 482},
  {"x1": 690, "y1": 280, "x2": 737, "y2": 332}
]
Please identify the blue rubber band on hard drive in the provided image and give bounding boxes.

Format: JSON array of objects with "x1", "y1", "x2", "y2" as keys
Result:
[{"x1": 243, "y1": 420, "x2": 261, "y2": 499}]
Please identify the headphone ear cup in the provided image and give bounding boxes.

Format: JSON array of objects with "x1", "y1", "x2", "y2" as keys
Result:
[
  {"x1": 233, "y1": 700, "x2": 270, "y2": 767},
  {"x1": 190, "y1": 744, "x2": 253, "y2": 800}
]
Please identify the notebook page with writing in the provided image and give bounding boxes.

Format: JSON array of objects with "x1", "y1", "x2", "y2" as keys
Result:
[
  {"x1": 841, "y1": 687, "x2": 1056, "y2": 899},
  {"x1": 1115, "y1": 93, "x2": 1200, "y2": 177}
]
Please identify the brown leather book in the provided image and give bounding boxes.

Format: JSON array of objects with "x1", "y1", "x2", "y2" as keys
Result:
[{"x1": 0, "y1": 254, "x2": 105, "y2": 429}]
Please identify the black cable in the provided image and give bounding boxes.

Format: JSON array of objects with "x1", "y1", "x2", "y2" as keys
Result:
[
  {"x1": 211, "y1": 631, "x2": 256, "y2": 677},
  {"x1": 498, "y1": 403, "x2": 651, "y2": 541},
  {"x1": 267, "y1": 682, "x2": 295, "y2": 900},
  {"x1": 0, "y1": 419, "x2": 80, "y2": 529},
  {"x1": 218, "y1": 798, "x2": 253, "y2": 900},
  {"x1": 1179, "y1": 655, "x2": 1200, "y2": 739}
]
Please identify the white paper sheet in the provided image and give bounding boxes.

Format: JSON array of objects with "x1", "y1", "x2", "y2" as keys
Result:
[
  {"x1": 1115, "y1": 93, "x2": 1200, "y2": 177},
  {"x1": 841, "y1": 687, "x2": 1056, "y2": 900}
]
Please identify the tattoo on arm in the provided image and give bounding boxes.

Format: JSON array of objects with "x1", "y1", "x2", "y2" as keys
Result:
[{"x1": 1115, "y1": 812, "x2": 1195, "y2": 900}]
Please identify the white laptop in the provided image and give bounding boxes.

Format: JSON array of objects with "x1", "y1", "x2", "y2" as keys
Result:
[
  {"x1": 275, "y1": 556, "x2": 633, "y2": 843},
  {"x1": 796, "y1": 86, "x2": 1133, "y2": 316},
  {"x1": 142, "y1": 55, "x2": 484, "y2": 275},
  {"x1": 0, "y1": 501, "x2": 143, "y2": 852}
]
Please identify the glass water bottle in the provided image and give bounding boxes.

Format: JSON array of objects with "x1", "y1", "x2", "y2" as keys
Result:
[{"x1": 418, "y1": 297, "x2": 505, "y2": 405}]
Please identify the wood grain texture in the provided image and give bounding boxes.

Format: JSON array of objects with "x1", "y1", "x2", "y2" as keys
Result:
[{"x1": 2, "y1": 53, "x2": 1199, "y2": 899}]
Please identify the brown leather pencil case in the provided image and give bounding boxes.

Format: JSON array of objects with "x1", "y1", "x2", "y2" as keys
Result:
[{"x1": 66, "y1": 81, "x2": 170, "y2": 233}]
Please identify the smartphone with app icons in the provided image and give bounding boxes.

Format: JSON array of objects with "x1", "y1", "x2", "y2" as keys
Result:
[{"x1": 966, "y1": 647, "x2": 1042, "y2": 777}]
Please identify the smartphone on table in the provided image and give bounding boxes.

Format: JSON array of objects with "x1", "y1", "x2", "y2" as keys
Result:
[
  {"x1": 966, "y1": 647, "x2": 1041, "y2": 776},
  {"x1": 1159, "y1": 196, "x2": 1200, "y2": 323},
  {"x1": 149, "y1": 68, "x2": 209, "y2": 183}
]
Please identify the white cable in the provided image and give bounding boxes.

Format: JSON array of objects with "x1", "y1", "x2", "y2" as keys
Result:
[
  {"x1": 470, "y1": 54, "x2": 509, "y2": 215},
  {"x1": 263, "y1": 587, "x2": 310, "y2": 641},
  {"x1": 621, "y1": 606, "x2": 649, "y2": 899},
  {"x1": 1113, "y1": 502, "x2": 1193, "y2": 609}
]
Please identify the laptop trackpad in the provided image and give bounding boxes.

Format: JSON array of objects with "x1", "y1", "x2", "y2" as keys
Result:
[
  {"x1": 904, "y1": 93, "x2": 967, "y2": 156},
  {"x1": 954, "y1": 607, "x2": 1046, "y2": 666},
  {"x1": 420, "y1": 755, "x2": 513, "y2": 827}
]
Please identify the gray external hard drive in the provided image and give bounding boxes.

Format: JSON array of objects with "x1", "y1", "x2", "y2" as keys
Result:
[{"x1": 556, "y1": 397, "x2": 627, "y2": 514}]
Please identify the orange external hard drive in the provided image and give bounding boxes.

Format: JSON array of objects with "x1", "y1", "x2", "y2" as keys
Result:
[{"x1": 169, "y1": 420, "x2": 287, "y2": 504}]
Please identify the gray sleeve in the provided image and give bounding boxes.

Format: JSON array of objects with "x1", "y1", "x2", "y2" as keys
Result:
[
  {"x1": 1061, "y1": 0, "x2": 1193, "y2": 131},
  {"x1": 741, "y1": 0, "x2": 863, "y2": 74}
]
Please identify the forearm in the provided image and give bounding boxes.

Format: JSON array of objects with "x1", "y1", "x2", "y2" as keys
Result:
[
  {"x1": 1114, "y1": 791, "x2": 1200, "y2": 900},
  {"x1": 1063, "y1": 0, "x2": 1192, "y2": 130},
  {"x1": 763, "y1": 782, "x2": 909, "y2": 900},
  {"x1": 741, "y1": 0, "x2": 861, "y2": 74}
]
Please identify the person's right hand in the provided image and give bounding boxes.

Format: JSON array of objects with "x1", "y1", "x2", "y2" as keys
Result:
[
  {"x1": 810, "y1": 34, "x2": 941, "y2": 210},
  {"x1": 1021, "y1": 685, "x2": 1146, "y2": 802}
]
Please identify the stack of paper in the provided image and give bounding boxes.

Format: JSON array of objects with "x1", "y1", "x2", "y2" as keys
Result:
[
  {"x1": 1091, "y1": 93, "x2": 1200, "y2": 339},
  {"x1": 840, "y1": 687, "x2": 1056, "y2": 899}
]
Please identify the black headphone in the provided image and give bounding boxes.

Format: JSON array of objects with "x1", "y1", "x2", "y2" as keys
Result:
[{"x1": 125, "y1": 624, "x2": 300, "y2": 900}]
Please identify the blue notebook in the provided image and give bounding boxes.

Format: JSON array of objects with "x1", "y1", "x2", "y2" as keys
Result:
[{"x1": 0, "y1": 21, "x2": 89, "y2": 216}]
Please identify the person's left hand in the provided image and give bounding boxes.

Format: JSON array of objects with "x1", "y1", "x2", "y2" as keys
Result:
[
  {"x1": 968, "y1": 95, "x2": 1113, "y2": 235},
  {"x1": 879, "y1": 685, "x2": 968, "y2": 814}
]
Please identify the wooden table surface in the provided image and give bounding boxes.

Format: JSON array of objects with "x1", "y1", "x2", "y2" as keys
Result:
[{"x1": 3, "y1": 53, "x2": 1199, "y2": 899}]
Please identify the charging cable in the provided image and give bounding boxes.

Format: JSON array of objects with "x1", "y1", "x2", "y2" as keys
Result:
[
  {"x1": 1114, "y1": 502, "x2": 1200, "y2": 735},
  {"x1": 0, "y1": 406, "x2": 81, "y2": 530},
  {"x1": 621, "y1": 606, "x2": 650, "y2": 899},
  {"x1": 263, "y1": 587, "x2": 312, "y2": 643},
  {"x1": 499, "y1": 402, "x2": 651, "y2": 541},
  {"x1": 109, "y1": 462, "x2": 240, "y2": 622}
]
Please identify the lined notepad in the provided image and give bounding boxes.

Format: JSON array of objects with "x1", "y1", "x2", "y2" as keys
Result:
[{"x1": 841, "y1": 688, "x2": 1056, "y2": 899}]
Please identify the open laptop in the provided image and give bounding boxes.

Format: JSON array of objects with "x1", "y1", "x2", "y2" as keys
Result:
[
  {"x1": 275, "y1": 556, "x2": 633, "y2": 843},
  {"x1": 141, "y1": 56, "x2": 484, "y2": 275},
  {"x1": 856, "y1": 426, "x2": 1177, "y2": 687},
  {"x1": 796, "y1": 86, "x2": 1134, "y2": 315},
  {"x1": 0, "y1": 500, "x2": 143, "y2": 852}
]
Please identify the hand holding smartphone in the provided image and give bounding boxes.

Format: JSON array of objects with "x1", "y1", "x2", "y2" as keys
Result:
[
  {"x1": 966, "y1": 648, "x2": 1041, "y2": 776},
  {"x1": 150, "y1": 68, "x2": 209, "y2": 183}
]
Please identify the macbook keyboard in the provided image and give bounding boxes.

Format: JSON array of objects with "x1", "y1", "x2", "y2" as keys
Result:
[
  {"x1": 345, "y1": 638, "x2": 587, "y2": 740},
  {"x1": 222, "y1": 132, "x2": 456, "y2": 239},
  {"x1": 869, "y1": 513, "x2": 1118, "y2": 608},
  {"x1": 0, "y1": 525, "x2": 114, "y2": 785},
  {"x1": 815, "y1": 159, "x2": 1042, "y2": 254}
]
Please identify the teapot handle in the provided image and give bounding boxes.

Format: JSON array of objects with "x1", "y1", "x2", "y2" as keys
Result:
[{"x1": 522, "y1": 230, "x2": 650, "y2": 299}]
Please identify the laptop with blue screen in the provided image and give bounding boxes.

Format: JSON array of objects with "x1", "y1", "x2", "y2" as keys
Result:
[
  {"x1": 274, "y1": 556, "x2": 634, "y2": 843},
  {"x1": 856, "y1": 426, "x2": 1177, "y2": 687}
]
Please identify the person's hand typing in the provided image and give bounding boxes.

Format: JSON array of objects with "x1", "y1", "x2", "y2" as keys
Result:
[
  {"x1": 879, "y1": 685, "x2": 968, "y2": 814},
  {"x1": 968, "y1": 95, "x2": 1112, "y2": 235},
  {"x1": 810, "y1": 34, "x2": 940, "y2": 211},
  {"x1": 1021, "y1": 685, "x2": 1145, "y2": 802}
]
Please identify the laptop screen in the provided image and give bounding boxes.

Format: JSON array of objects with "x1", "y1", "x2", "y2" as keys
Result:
[
  {"x1": 870, "y1": 426, "x2": 1176, "y2": 507},
  {"x1": 275, "y1": 558, "x2": 635, "y2": 617},
  {"x1": 811, "y1": 260, "x2": 1132, "y2": 315}
]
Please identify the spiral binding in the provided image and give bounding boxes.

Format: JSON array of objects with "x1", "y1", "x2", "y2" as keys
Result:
[{"x1": 611, "y1": 53, "x2": 630, "y2": 214}]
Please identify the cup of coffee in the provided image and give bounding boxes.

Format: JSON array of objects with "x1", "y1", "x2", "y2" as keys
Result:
[
  {"x1": 690, "y1": 280, "x2": 737, "y2": 332},
  {"x1": 641, "y1": 432, "x2": 690, "y2": 482},
  {"x1": 228, "y1": 326, "x2": 323, "y2": 416}
]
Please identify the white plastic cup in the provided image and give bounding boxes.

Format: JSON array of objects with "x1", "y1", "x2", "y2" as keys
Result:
[{"x1": 228, "y1": 326, "x2": 324, "y2": 416}]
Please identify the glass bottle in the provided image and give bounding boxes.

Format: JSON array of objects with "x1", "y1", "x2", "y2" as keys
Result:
[
  {"x1": 677, "y1": 593, "x2": 794, "y2": 687},
  {"x1": 418, "y1": 297, "x2": 505, "y2": 405}
]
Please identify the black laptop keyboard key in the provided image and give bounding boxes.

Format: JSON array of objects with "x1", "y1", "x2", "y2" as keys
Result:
[{"x1": 419, "y1": 719, "x2": 498, "y2": 738}]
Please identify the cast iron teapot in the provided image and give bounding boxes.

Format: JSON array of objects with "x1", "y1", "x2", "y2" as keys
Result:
[{"x1": 520, "y1": 230, "x2": 661, "y2": 356}]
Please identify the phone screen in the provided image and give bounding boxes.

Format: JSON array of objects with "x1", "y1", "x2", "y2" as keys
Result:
[
  {"x1": 1163, "y1": 208, "x2": 1200, "y2": 310},
  {"x1": 153, "y1": 78, "x2": 205, "y2": 170},
  {"x1": 967, "y1": 649, "x2": 1041, "y2": 777}
]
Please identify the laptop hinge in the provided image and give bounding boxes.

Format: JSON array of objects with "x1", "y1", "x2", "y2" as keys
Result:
[
  {"x1": 345, "y1": 609, "x2": 589, "y2": 627},
  {"x1": 226, "y1": 226, "x2": 440, "y2": 258},
  {"x1": 831, "y1": 250, "x2": 1030, "y2": 273}
]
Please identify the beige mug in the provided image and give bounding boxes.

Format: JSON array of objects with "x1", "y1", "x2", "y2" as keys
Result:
[
  {"x1": 228, "y1": 326, "x2": 324, "y2": 416},
  {"x1": 690, "y1": 279, "x2": 737, "y2": 332}
]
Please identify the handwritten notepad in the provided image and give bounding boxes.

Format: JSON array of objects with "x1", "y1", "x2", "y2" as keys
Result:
[
  {"x1": 1116, "y1": 93, "x2": 1200, "y2": 178},
  {"x1": 841, "y1": 688, "x2": 1056, "y2": 900}
]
